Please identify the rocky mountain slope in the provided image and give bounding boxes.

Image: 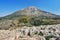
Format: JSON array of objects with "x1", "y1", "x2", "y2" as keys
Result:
[
  {"x1": 0, "y1": 6, "x2": 59, "y2": 20},
  {"x1": 0, "y1": 6, "x2": 60, "y2": 30},
  {"x1": 0, "y1": 6, "x2": 60, "y2": 40}
]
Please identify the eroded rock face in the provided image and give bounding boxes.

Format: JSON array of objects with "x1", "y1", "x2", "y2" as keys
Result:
[{"x1": 0, "y1": 24, "x2": 60, "y2": 40}]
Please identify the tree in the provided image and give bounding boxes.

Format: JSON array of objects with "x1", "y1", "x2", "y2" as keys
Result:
[
  {"x1": 30, "y1": 17, "x2": 43, "y2": 26},
  {"x1": 19, "y1": 16, "x2": 31, "y2": 26}
]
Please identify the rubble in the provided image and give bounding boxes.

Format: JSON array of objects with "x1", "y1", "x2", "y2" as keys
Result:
[{"x1": 0, "y1": 24, "x2": 60, "y2": 40}]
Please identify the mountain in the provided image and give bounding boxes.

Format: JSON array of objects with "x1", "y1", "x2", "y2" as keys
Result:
[
  {"x1": 0, "y1": 6, "x2": 60, "y2": 20},
  {"x1": 0, "y1": 6, "x2": 60, "y2": 29}
]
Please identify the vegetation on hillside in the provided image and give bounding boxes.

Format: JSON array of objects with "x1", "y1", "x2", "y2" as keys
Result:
[{"x1": 9, "y1": 16, "x2": 60, "y2": 27}]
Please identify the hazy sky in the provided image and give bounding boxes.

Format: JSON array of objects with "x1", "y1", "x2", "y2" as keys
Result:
[{"x1": 0, "y1": 0, "x2": 60, "y2": 17}]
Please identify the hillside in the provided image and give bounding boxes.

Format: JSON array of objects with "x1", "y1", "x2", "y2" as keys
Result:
[
  {"x1": 0, "y1": 7, "x2": 60, "y2": 40},
  {"x1": 0, "y1": 6, "x2": 60, "y2": 30},
  {"x1": 0, "y1": 6, "x2": 60, "y2": 20}
]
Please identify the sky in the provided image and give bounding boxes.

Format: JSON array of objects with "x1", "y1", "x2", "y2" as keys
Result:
[{"x1": 0, "y1": 0, "x2": 60, "y2": 17}]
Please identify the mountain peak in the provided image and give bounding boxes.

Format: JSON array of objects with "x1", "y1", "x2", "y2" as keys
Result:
[
  {"x1": 28, "y1": 6, "x2": 37, "y2": 8},
  {"x1": 28, "y1": 6, "x2": 38, "y2": 10}
]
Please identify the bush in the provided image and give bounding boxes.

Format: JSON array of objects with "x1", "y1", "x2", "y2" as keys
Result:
[
  {"x1": 30, "y1": 18, "x2": 43, "y2": 26},
  {"x1": 19, "y1": 16, "x2": 30, "y2": 23},
  {"x1": 43, "y1": 20, "x2": 51, "y2": 25},
  {"x1": 19, "y1": 16, "x2": 31, "y2": 26}
]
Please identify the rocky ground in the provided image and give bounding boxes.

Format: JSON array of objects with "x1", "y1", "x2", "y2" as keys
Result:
[{"x1": 0, "y1": 24, "x2": 60, "y2": 40}]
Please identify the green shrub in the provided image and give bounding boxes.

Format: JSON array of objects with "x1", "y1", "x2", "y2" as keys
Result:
[
  {"x1": 30, "y1": 18, "x2": 43, "y2": 26},
  {"x1": 18, "y1": 16, "x2": 32, "y2": 26},
  {"x1": 19, "y1": 16, "x2": 30, "y2": 23}
]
